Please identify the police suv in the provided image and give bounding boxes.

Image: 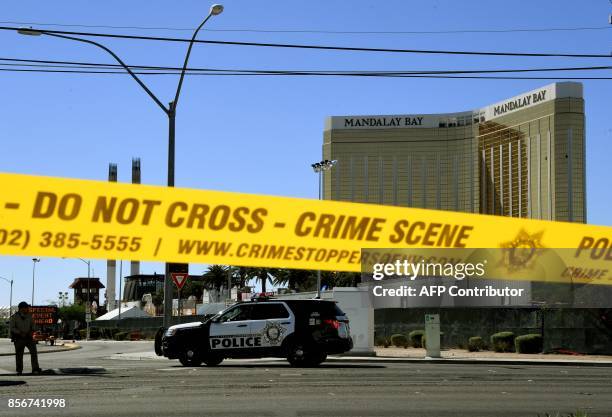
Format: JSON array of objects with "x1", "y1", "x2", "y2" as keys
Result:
[{"x1": 155, "y1": 298, "x2": 353, "y2": 367}]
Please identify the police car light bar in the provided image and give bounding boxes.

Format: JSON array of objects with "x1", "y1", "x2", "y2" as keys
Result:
[{"x1": 250, "y1": 292, "x2": 276, "y2": 302}]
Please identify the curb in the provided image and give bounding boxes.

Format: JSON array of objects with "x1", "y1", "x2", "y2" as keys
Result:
[
  {"x1": 106, "y1": 351, "x2": 612, "y2": 367},
  {"x1": 326, "y1": 355, "x2": 612, "y2": 367},
  {"x1": 0, "y1": 343, "x2": 81, "y2": 357}
]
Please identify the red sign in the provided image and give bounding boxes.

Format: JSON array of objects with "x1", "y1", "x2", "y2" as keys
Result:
[
  {"x1": 171, "y1": 273, "x2": 189, "y2": 290},
  {"x1": 29, "y1": 306, "x2": 59, "y2": 326}
]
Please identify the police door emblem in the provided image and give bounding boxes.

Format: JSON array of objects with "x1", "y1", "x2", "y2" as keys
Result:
[{"x1": 262, "y1": 321, "x2": 285, "y2": 345}]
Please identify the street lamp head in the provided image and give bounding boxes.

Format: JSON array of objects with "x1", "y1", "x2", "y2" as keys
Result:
[
  {"x1": 17, "y1": 27, "x2": 43, "y2": 36},
  {"x1": 210, "y1": 4, "x2": 224, "y2": 15},
  {"x1": 32, "y1": 258, "x2": 40, "y2": 263}
]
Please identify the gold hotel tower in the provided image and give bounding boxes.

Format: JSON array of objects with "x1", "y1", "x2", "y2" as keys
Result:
[{"x1": 323, "y1": 82, "x2": 585, "y2": 222}]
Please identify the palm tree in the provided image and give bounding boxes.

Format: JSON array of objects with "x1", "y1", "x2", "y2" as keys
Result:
[
  {"x1": 272, "y1": 269, "x2": 315, "y2": 292},
  {"x1": 203, "y1": 265, "x2": 228, "y2": 294},
  {"x1": 244, "y1": 267, "x2": 277, "y2": 293},
  {"x1": 321, "y1": 271, "x2": 361, "y2": 289}
]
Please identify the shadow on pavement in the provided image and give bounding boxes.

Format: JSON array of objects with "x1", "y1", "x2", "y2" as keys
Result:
[
  {"x1": 52, "y1": 367, "x2": 109, "y2": 375},
  {"x1": 0, "y1": 380, "x2": 26, "y2": 386},
  {"x1": 2, "y1": 368, "x2": 110, "y2": 377},
  {"x1": 169, "y1": 363, "x2": 386, "y2": 369}
]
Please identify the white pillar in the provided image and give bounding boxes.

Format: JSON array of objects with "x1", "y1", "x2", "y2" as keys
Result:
[{"x1": 332, "y1": 287, "x2": 374, "y2": 354}]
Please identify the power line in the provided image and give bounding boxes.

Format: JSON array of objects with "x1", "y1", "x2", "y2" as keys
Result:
[
  {"x1": 1, "y1": 26, "x2": 611, "y2": 59},
  {"x1": 1, "y1": 67, "x2": 610, "y2": 80},
  {"x1": 1, "y1": 57, "x2": 611, "y2": 76},
  {"x1": 1, "y1": 20, "x2": 610, "y2": 35}
]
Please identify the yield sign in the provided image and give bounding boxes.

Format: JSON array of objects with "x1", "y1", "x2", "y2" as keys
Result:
[{"x1": 171, "y1": 273, "x2": 189, "y2": 290}]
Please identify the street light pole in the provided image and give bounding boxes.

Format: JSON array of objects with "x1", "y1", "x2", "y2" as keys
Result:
[
  {"x1": 310, "y1": 160, "x2": 337, "y2": 298},
  {"x1": 78, "y1": 258, "x2": 92, "y2": 341},
  {"x1": 18, "y1": 4, "x2": 224, "y2": 330},
  {"x1": 0, "y1": 276, "x2": 13, "y2": 317},
  {"x1": 31, "y1": 258, "x2": 40, "y2": 305},
  {"x1": 64, "y1": 257, "x2": 92, "y2": 339}
]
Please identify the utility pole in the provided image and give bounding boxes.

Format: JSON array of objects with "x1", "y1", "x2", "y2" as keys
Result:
[{"x1": 18, "y1": 4, "x2": 225, "y2": 330}]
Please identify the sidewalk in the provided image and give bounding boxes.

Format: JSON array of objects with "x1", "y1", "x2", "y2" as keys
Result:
[
  {"x1": 0, "y1": 338, "x2": 80, "y2": 356},
  {"x1": 371, "y1": 347, "x2": 612, "y2": 366},
  {"x1": 108, "y1": 346, "x2": 612, "y2": 367}
]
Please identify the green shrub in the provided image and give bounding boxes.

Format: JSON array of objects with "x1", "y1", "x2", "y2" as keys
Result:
[
  {"x1": 89, "y1": 328, "x2": 100, "y2": 339},
  {"x1": 78, "y1": 329, "x2": 87, "y2": 340},
  {"x1": 99, "y1": 328, "x2": 120, "y2": 339},
  {"x1": 408, "y1": 330, "x2": 425, "y2": 348},
  {"x1": 490, "y1": 332, "x2": 515, "y2": 352},
  {"x1": 113, "y1": 331, "x2": 128, "y2": 341},
  {"x1": 0, "y1": 320, "x2": 8, "y2": 338},
  {"x1": 390, "y1": 334, "x2": 409, "y2": 348},
  {"x1": 515, "y1": 334, "x2": 543, "y2": 354},
  {"x1": 375, "y1": 336, "x2": 389, "y2": 347},
  {"x1": 468, "y1": 336, "x2": 486, "y2": 352}
]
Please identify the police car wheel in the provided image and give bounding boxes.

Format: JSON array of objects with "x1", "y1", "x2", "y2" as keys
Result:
[
  {"x1": 203, "y1": 354, "x2": 223, "y2": 367},
  {"x1": 287, "y1": 342, "x2": 320, "y2": 367},
  {"x1": 179, "y1": 350, "x2": 202, "y2": 367}
]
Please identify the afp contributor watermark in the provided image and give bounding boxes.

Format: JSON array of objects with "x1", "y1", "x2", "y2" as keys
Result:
[{"x1": 368, "y1": 257, "x2": 524, "y2": 298}]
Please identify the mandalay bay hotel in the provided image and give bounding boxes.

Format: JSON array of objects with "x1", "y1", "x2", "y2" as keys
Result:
[{"x1": 323, "y1": 82, "x2": 585, "y2": 223}]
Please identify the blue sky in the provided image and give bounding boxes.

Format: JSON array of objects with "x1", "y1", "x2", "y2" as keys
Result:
[{"x1": 0, "y1": 0, "x2": 611, "y2": 307}]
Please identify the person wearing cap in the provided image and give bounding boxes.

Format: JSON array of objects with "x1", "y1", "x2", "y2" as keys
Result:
[{"x1": 9, "y1": 302, "x2": 42, "y2": 375}]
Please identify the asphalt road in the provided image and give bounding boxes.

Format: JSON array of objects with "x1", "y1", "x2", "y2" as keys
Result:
[{"x1": 0, "y1": 341, "x2": 611, "y2": 417}]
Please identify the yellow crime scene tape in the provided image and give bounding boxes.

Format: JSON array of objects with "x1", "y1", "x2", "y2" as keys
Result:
[{"x1": 0, "y1": 172, "x2": 610, "y2": 284}]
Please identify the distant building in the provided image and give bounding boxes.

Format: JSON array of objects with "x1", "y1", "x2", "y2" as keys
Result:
[
  {"x1": 69, "y1": 278, "x2": 105, "y2": 306},
  {"x1": 323, "y1": 82, "x2": 585, "y2": 222}
]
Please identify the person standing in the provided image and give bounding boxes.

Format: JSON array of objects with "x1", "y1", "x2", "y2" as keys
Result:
[{"x1": 9, "y1": 302, "x2": 42, "y2": 375}]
